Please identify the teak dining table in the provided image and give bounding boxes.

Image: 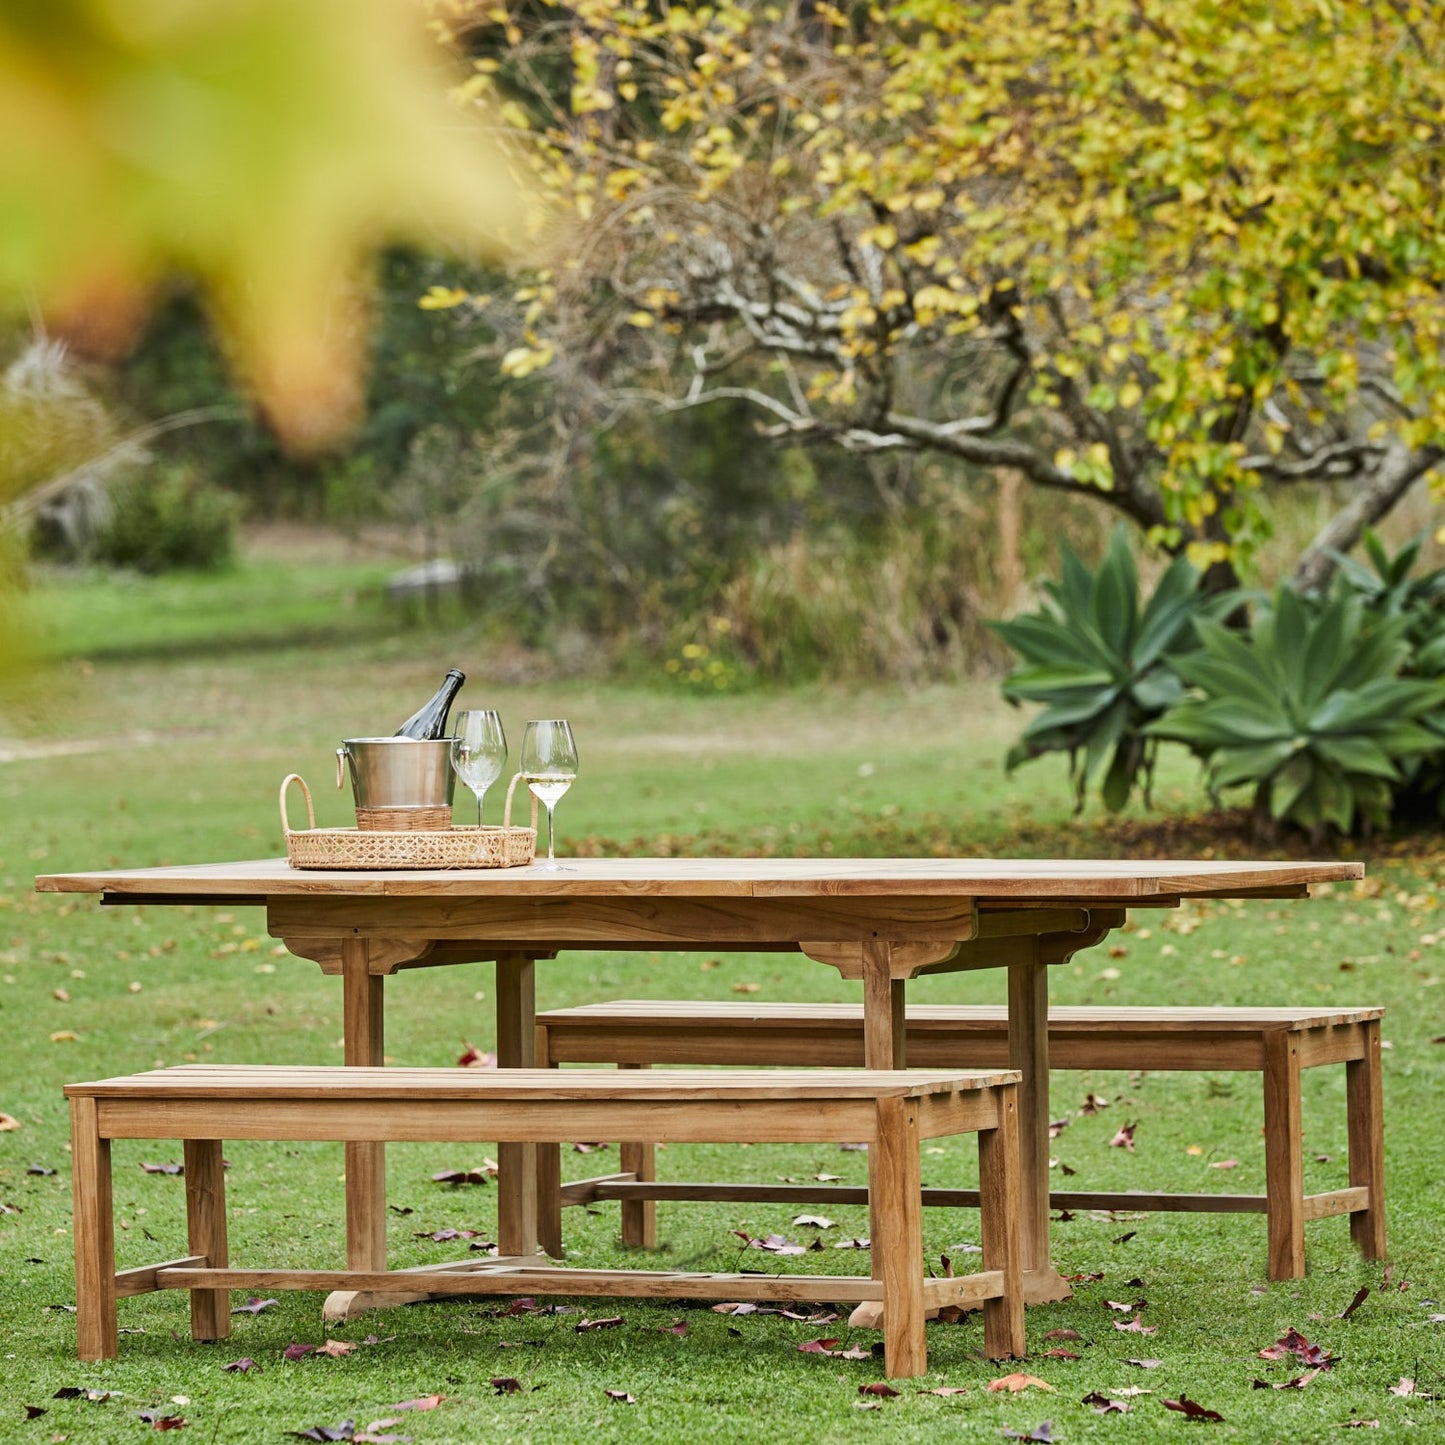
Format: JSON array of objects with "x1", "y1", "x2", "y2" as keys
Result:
[{"x1": 36, "y1": 855, "x2": 1361, "y2": 1317}]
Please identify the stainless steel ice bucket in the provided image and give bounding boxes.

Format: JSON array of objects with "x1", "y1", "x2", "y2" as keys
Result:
[{"x1": 335, "y1": 737, "x2": 457, "y2": 809}]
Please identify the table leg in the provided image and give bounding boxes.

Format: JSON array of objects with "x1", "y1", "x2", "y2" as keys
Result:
[
  {"x1": 1009, "y1": 955, "x2": 1071, "y2": 1304},
  {"x1": 495, "y1": 952, "x2": 538, "y2": 1258}
]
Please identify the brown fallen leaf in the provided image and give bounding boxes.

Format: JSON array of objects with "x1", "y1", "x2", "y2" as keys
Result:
[
  {"x1": 1164, "y1": 1395, "x2": 1224, "y2": 1421},
  {"x1": 858, "y1": 1383, "x2": 900, "y2": 1398},
  {"x1": 0, "y1": 1113, "x2": 21, "y2": 1132},
  {"x1": 1252, "y1": 1368, "x2": 1322, "y2": 1390},
  {"x1": 730, "y1": 982, "x2": 761, "y2": 994},
  {"x1": 792, "y1": 1214, "x2": 834, "y2": 1229},
  {"x1": 313, "y1": 1340, "x2": 357, "y2": 1358},
  {"x1": 603, "y1": 1389, "x2": 636, "y2": 1404},
  {"x1": 921, "y1": 1386, "x2": 968, "y2": 1396},
  {"x1": 576, "y1": 1316, "x2": 625, "y2": 1332},
  {"x1": 1083, "y1": 1392, "x2": 1131, "y2": 1414},
  {"x1": 136, "y1": 1412, "x2": 187, "y2": 1430},
  {"x1": 1109, "y1": 1122, "x2": 1137, "y2": 1151},
  {"x1": 1080, "y1": 1092, "x2": 1109, "y2": 1114},
  {"x1": 987, "y1": 1373, "x2": 1053, "y2": 1393},
  {"x1": 221, "y1": 1358, "x2": 258, "y2": 1373},
  {"x1": 1001, "y1": 1424, "x2": 1055, "y2": 1442},
  {"x1": 1126, "y1": 1358, "x2": 1162, "y2": 1369},
  {"x1": 1042, "y1": 1329, "x2": 1083, "y2": 1341},
  {"x1": 1339, "y1": 1285, "x2": 1370, "y2": 1321},
  {"x1": 490, "y1": 1378, "x2": 522, "y2": 1395},
  {"x1": 1114, "y1": 1314, "x2": 1158, "y2": 1335},
  {"x1": 798, "y1": 1338, "x2": 870, "y2": 1360},
  {"x1": 1042, "y1": 1348, "x2": 1080, "y2": 1360},
  {"x1": 1389, "y1": 1378, "x2": 1423, "y2": 1398}
]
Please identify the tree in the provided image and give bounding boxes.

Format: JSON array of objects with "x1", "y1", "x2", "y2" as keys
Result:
[{"x1": 441, "y1": 0, "x2": 1445, "y2": 592}]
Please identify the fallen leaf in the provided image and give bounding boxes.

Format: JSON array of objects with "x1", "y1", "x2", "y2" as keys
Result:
[
  {"x1": 0, "y1": 1202, "x2": 20, "y2": 1214},
  {"x1": 1209, "y1": 1159, "x2": 1239, "y2": 1171},
  {"x1": 814, "y1": 1172, "x2": 843, "y2": 1183},
  {"x1": 314, "y1": 1340, "x2": 356, "y2": 1358},
  {"x1": 987, "y1": 1373, "x2": 1053, "y2": 1393},
  {"x1": 572, "y1": 1141, "x2": 610, "y2": 1154},
  {"x1": 137, "y1": 1413, "x2": 187, "y2": 1430},
  {"x1": 430, "y1": 1167, "x2": 492, "y2": 1186},
  {"x1": 1252, "y1": 1369, "x2": 1322, "y2": 1390},
  {"x1": 1257, "y1": 1327, "x2": 1334, "y2": 1368},
  {"x1": 1083, "y1": 1391, "x2": 1131, "y2": 1414},
  {"x1": 730, "y1": 982, "x2": 761, "y2": 994},
  {"x1": 1048, "y1": 1119, "x2": 1070, "y2": 1139},
  {"x1": 1001, "y1": 1423, "x2": 1055, "y2": 1442},
  {"x1": 53, "y1": 1387, "x2": 119, "y2": 1401},
  {"x1": 659, "y1": 1319, "x2": 688, "y2": 1336},
  {"x1": 1164, "y1": 1395, "x2": 1224, "y2": 1421},
  {"x1": 413, "y1": 1228, "x2": 489, "y2": 1243},
  {"x1": 839, "y1": 1141, "x2": 868, "y2": 1152},
  {"x1": 231, "y1": 1298, "x2": 278, "y2": 1316},
  {"x1": 833, "y1": 1237, "x2": 870, "y2": 1250},
  {"x1": 1340, "y1": 1420, "x2": 1381, "y2": 1428},
  {"x1": 27, "y1": 1165, "x2": 57, "y2": 1176},
  {"x1": 490, "y1": 1378, "x2": 522, "y2": 1395},
  {"x1": 1112, "y1": 1231, "x2": 1137, "y2": 1245},
  {"x1": 1114, "y1": 1314, "x2": 1158, "y2": 1335},
  {"x1": 792, "y1": 1214, "x2": 834, "y2": 1229},
  {"x1": 603, "y1": 1389, "x2": 636, "y2": 1403},
  {"x1": 1106, "y1": 1300, "x2": 1133, "y2": 1313},
  {"x1": 455, "y1": 1042, "x2": 496, "y2": 1068},
  {"x1": 1080, "y1": 1092, "x2": 1109, "y2": 1113},
  {"x1": 1339, "y1": 1286, "x2": 1370, "y2": 1321},
  {"x1": 1111, "y1": 1386, "x2": 1152, "y2": 1396},
  {"x1": 1042, "y1": 1329, "x2": 1083, "y2": 1341},
  {"x1": 388, "y1": 1394, "x2": 443, "y2": 1410},
  {"x1": 50, "y1": 1030, "x2": 79, "y2": 1043},
  {"x1": 283, "y1": 1343, "x2": 316, "y2": 1361},
  {"x1": 1042, "y1": 1348, "x2": 1080, "y2": 1360},
  {"x1": 921, "y1": 1386, "x2": 968, "y2": 1396},
  {"x1": 221, "y1": 1357, "x2": 258, "y2": 1373},
  {"x1": 1069, "y1": 1271, "x2": 1105, "y2": 1283},
  {"x1": 289, "y1": 1423, "x2": 356, "y2": 1442},
  {"x1": 140, "y1": 1161, "x2": 183, "y2": 1176},
  {"x1": 798, "y1": 1339, "x2": 871, "y2": 1360},
  {"x1": 0, "y1": 1113, "x2": 21, "y2": 1131},
  {"x1": 1389, "y1": 1378, "x2": 1419, "y2": 1397},
  {"x1": 858, "y1": 1383, "x2": 899, "y2": 1398},
  {"x1": 1109, "y1": 1122, "x2": 1137, "y2": 1151},
  {"x1": 1126, "y1": 1358, "x2": 1162, "y2": 1369},
  {"x1": 576, "y1": 1316, "x2": 625, "y2": 1332},
  {"x1": 23, "y1": 1405, "x2": 46, "y2": 1419}
]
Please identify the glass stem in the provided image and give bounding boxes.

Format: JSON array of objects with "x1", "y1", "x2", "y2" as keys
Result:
[
  {"x1": 475, "y1": 788, "x2": 486, "y2": 827},
  {"x1": 545, "y1": 803, "x2": 557, "y2": 862}
]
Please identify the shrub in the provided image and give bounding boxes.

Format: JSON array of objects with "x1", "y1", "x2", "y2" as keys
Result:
[
  {"x1": 991, "y1": 528, "x2": 1227, "y2": 812},
  {"x1": 94, "y1": 467, "x2": 239, "y2": 573},
  {"x1": 1148, "y1": 587, "x2": 1445, "y2": 839}
]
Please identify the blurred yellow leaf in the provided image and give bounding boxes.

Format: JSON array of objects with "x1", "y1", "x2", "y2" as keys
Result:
[{"x1": 0, "y1": 0, "x2": 527, "y2": 458}]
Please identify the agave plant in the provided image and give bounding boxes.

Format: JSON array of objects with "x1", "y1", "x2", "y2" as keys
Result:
[
  {"x1": 992, "y1": 528, "x2": 1226, "y2": 812},
  {"x1": 1148, "y1": 586, "x2": 1445, "y2": 838}
]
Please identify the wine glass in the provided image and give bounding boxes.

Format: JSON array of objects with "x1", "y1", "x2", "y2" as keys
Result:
[
  {"x1": 450, "y1": 710, "x2": 507, "y2": 827},
  {"x1": 520, "y1": 719, "x2": 578, "y2": 870}
]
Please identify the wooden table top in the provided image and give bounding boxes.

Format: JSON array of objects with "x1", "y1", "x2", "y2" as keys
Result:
[{"x1": 34, "y1": 855, "x2": 1362, "y2": 905}]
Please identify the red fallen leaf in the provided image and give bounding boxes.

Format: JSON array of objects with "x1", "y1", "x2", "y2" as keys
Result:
[
  {"x1": 431, "y1": 1168, "x2": 492, "y2": 1186},
  {"x1": 576, "y1": 1316, "x2": 625, "y2": 1332},
  {"x1": 1042, "y1": 1348, "x2": 1080, "y2": 1359},
  {"x1": 231, "y1": 1297, "x2": 279, "y2": 1315},
  {"x1": 490, "y1": 1378, "x2": 523, "y2": 1394},
  {"x1": 140, "y1": 1161, "x2": 184, "y2": 1175},
  {"x1": 1069, "y1": 1271, "x2": 1105, "y2": 1283},
  {"x1": 283, "y1": 1343, "x2": 316, "y2": 1360},
  {"x1": 137, "y1": 1413, "x2": 188, "y2": 1430},
  {"x1": 1080, "y1": 1092, "x2": 1109, "y2": 1114},
  {"x1": 659, "y1": 1319, "x2": 688, "y2": 1336},
  {"x1": 1339, "y1": 1285, "x2": 1370, "y2": 1320},
  {"x1": 1106, "y1": 1300, "x2": 1133, "y2": 1312},
  {"x1": 603, "y1": 1389, "x2": 636, "y2": 1404},
  {"x1": 1109, "y1": 1122, "x2": 1137, "y2": 1151},
  {"x1": 1126, "y1": 1358, "x2": 1163, "y2": 1369},
  {"x1": 1042, "y1": 1329, "x2": 1082, "y2": 1341},
  {"x1": 456, "y1": 1042, "x2": 496, "y2": 1068},
  {"x1": 1001, "y1": 1423, "x2": 1055, "y2": 1442},
  {"x1": 1252, "y1": 1368, "x2": 1322, "y2": 1389},
  {"x1": 921, "y1": 1386, "x2": 969, "y2": 1396},
  {"x1": 501, "y1": 1297, "x2": 541, "y2": 1315},
  {"x1": 988, "y1": 1373, "x2": 1053, "y2": 1393},
  {"x1": 1164, "y1": 1395, "x2": 1224, "y2": 1421},
  {"x1": 859, "y1": 1383, "x2": 900, "y2": 1398},
  {"x1": 1114, "y1": 1313, "x2": 1158, "y2": 1335},
  {"x1": 799, "y1": 1339, "x2": 871, "y2": 1360},
  {"x1": 222, "y1": 1357, "x2": 258, "y2": 1373},
  {"x1": 1258, "y1": 1327, "x2": 1334, "y2": 1367}
]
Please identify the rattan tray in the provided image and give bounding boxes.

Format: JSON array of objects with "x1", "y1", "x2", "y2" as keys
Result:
[{"x1": 280, "y1": 774, "x2": 537, "y2": 870}]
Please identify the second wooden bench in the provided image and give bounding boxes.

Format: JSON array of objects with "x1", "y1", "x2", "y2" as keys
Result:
[{"x1": 535, "y1": 1001, "x2": 1386, "y2": 1279}]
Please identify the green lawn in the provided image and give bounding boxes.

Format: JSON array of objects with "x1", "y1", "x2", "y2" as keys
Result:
[{"x1": 1, "y1": 575, "x2": 1443, "y2": 1442}]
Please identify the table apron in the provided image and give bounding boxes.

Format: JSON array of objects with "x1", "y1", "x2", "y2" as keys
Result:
[{"x1": 265, "y1": 895, "x2": 980, "y2": 946}]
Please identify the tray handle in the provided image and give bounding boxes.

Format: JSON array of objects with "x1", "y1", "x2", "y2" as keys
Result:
[
  {"x1": 279, "y1": 773, "x2": 317, "y2": 837},
  {"x1": 502, "y1": 772, "x2": 541, "y2": 830}
]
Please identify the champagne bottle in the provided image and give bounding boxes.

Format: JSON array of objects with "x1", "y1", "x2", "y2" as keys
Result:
[{"x1": 394, "y1": 668, "x2": 466, "y2": 739}]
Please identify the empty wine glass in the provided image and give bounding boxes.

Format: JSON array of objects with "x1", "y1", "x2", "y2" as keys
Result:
[
  {"x1": 520, "y1": 718, "x2": 578, "y2": 870},
  {"x1": 450, "y1": 710, "x2": 507, "y2": 827}
]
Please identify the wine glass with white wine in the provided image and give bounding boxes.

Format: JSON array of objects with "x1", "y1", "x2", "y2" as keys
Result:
[
  {"x1": 520, "y1": 719, "x2": 578, "y2": 870},
  {"x1": 450, "y1": 710, "x2": 507, "y2": 827}
]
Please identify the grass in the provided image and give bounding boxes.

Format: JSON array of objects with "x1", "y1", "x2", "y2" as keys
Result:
[{"x1": 1, "y1": 563, "x2": 1444, "y2": 1441}]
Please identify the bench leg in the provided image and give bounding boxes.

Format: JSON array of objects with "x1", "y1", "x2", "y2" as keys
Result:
[
  {"x1": 535, "y1": 1023, "x2": 564, "y2": 1258},
  {"x1": 183, "y1": 1139, "x2": 231, "y2": 1342},
  {"x1": 871, "y1": 1096, "x2": 926, "y2": 1379},
  {"x1": 618, "y1": 1064, "x2": 657, "y2": 1250},
  {"x1": 70, "y1": 1097, "x2": 117, "y2": 1362},
  {"x1": 1347, "y1": 1022, "x2": 1387, "y2": 1260},
  {"x1": 1263, "y1": 1030, "x2": 1305, "y2": 1279},
  {"x1": 978, "y1": 1084, "x2": 1026, "y2": 1360}
]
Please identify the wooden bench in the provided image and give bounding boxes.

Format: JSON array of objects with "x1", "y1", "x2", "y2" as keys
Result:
[
  {"x1": 535, "y1": 1002, "x2": 1386, "y2": 1280},
  {"x1": 66, "y1": 1063, "x2": 1025, "y2": 1378}
]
